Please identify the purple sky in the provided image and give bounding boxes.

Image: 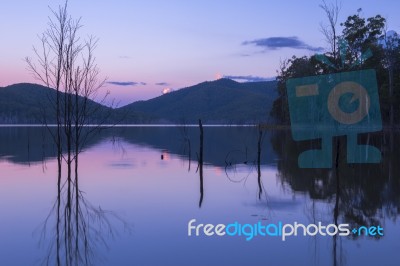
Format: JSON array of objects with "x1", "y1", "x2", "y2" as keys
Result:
[{"x1": 1, "y1": 0, "x2": 399, "y2": 106}]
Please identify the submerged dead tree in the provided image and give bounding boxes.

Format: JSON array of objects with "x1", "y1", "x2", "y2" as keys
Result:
[
  {"x1": 25, "y1": 0, "x2": 111, "y2": 196},
  {"x1": 25, "y1": 0, "x2": 109, "y2": 157},
  {"x1": 257, "y1": 125, "x2": 263, "y2": 199},
  {"x1": 25, "y1": 2, "x2": 119, "y2": 265},
  {"x1": 197, "y1": 119, "x2": 204, "y2": 207}
]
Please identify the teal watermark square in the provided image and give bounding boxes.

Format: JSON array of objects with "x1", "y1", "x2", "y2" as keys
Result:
[{"x1": 286, "y1": 69, "x2": 382, "y2": 168}]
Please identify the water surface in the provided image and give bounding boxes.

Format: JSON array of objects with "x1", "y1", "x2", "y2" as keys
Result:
[{"x1": 0, "y1": 126, "x2": 399, "y2": 266}]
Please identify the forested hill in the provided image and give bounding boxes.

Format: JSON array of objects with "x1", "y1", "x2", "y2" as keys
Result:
[
  {"x1": 0, "y1": 79, "x2": 277, "y2": 124},
  {"x1": 119, "y1": 78, "x2": 277, "y2": 124}
]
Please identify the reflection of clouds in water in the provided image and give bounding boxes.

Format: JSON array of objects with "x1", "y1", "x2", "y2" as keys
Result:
[
  {"x1": 108, "y1": 159, "x2": 136, "y2": 168},
  {"x1": 245, "y1": 196, "x2": 303, "y2": 211}
]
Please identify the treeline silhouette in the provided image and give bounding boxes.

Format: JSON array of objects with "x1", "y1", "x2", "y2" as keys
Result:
[{"x1": 271, "y1": 11, "x2": 400, "y2": 127}]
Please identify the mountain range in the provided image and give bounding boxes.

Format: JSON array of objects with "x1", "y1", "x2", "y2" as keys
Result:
[{"x1": 0, "y1": 78, "x2": 277, "y2": 124}]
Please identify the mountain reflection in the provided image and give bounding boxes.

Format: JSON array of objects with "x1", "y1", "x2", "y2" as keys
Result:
[{"x1": 0, "y1": 126, "x2": 276, "y2": 166}]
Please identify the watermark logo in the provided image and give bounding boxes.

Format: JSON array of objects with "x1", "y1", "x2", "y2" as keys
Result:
[
  {"x1": 286, "y1": 42, "x2": 382, "y2": 168},
  {"x1": 187, "y1": 219, "x2": 384, "y2": 241}
]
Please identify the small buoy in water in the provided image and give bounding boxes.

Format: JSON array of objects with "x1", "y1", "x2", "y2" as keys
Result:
[{"x1": 161, "y1": 154, "x2": 164, "y2": 160}]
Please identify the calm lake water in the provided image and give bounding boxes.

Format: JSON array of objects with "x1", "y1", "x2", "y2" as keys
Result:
[{"x1": 0, "y1": 126, "x2": 399, "y2": 266}]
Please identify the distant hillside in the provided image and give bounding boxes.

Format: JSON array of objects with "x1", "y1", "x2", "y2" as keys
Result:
[
  {"x1": 0, "y1": 83, "x2": 150, "y2": 124},
  {"x1": 0, "y1": 83, "x2": 115, "y2": 123},
  {"x1": 0, "y1": 83, "x2": 56, "y2": 123},
  {"x1": 0, "y1": 79, "x2": 278, "y2": 124},
  {"x1": 119, "y1": 78, "x2": 277, "y2": 124}
]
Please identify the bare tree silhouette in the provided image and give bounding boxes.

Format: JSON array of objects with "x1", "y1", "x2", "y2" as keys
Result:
[
  {"x1": 197, "y1": 119, "x2": 204, "y2": 208},
  {"x1": 25, "y1": 0, "x2": 113, "y2": 175}
]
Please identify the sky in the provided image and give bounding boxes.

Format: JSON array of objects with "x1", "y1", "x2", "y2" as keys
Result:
[{"x1": 1, "y1": 0, "x2": 399, "y2": 106}]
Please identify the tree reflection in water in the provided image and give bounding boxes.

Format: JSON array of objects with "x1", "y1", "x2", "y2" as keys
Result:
[
  {"x1": 224, "y1": 125, "x2": 268, "y2": 200},
  {"x1": 38, "y1": 151, "x2": 130, "y2": 266},
  {"x1": 197, "y1": 120, "x2": 204, "y2": 208},
  {"x1": 272, "y1": 129, "x2": 400, "y2": 265}
]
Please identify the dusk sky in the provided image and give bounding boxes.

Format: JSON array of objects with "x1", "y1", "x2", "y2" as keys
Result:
[{"x1": 1, "y1": 0, "x2": 399, "y2": 106}]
